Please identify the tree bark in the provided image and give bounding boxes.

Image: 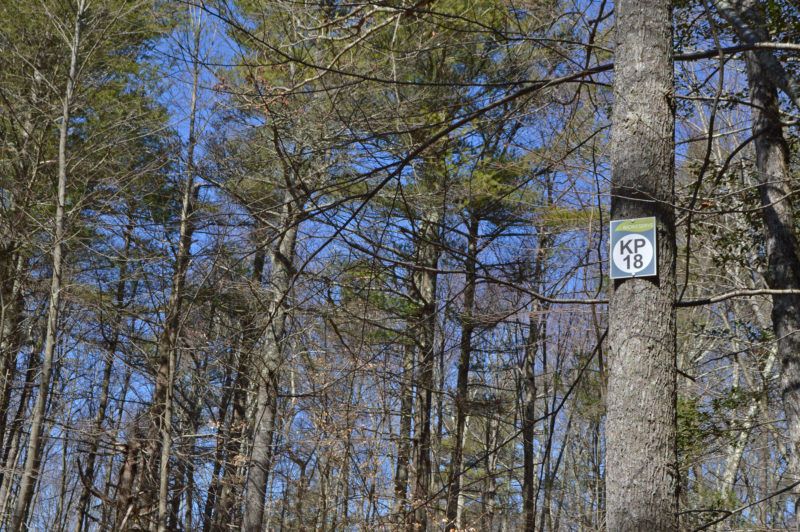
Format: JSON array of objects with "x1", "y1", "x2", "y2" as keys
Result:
[
  {"x1": 393, "y1": 337, "x2": 415, "y2": 525},
  {"x1": 9, "y1": 2, "x2": 85, "y2": 528},
  {"x1": 241, "y1": 200, "x2": 301, "y2": 532},
  {"x1": 444, "y1": 213, "x2": 478, "y2": 530},
  {"x1": 743, "y1": 10, "x2": 800, "y2": 514},
  {"x1": 606, "y1": 0, "x2": 679, "y2": 530},
  {"x1": 0, "y1": 250, "x2": 24, "y2": 465},
  {"x1": 522, "y1": 309, "x2": 540, "y2": 532},
  {"x1": 410, "y1": 198, "x2": 442, "y2": 532}
]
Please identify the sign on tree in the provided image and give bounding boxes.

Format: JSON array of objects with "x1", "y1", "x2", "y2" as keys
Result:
[{"x1": 610, "y1": 217, "x2": 657, "y2": 279}]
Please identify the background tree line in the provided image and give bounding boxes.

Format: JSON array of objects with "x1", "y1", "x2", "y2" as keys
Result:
[{"x1": 1, "y1": 0, "x2": 800, "y2": 530}]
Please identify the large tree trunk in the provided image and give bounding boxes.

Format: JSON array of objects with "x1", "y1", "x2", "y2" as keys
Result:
[
  {"x1": 743, "y1": 14, "x2": 800, "y2": 513},
  {"x1": 9, "y1": 3, "x2": 85, "y2": 528},
  {"x1": 605, "y1": 0, "x2": 679, "y2": 530}
]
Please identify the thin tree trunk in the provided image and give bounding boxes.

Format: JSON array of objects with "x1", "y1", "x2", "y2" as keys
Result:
[
  {"x1": 150, "y1": 19, "x2": 201, "y2": 528},
  {"x1": 0, "y1": 251, "x2": 24, "y2": 464},
  {"x1": 73, "y1": 220, "x2": 132, "y2": 532},
  {"x1": 411, "y1": 204, "x2": 442, "y2": 532},
  {"x1": 522, "y1": 221, "x2": 551, "y2": 532},
  {"x1": 211, "y1": 240, "x2": 266, "y2": 531},
  {"x1": 0, "y1": 332, "x2": 41, "y2": 528},
  {"x1": 393, "y1": 338, "x2": 415, "y2": 524},
  {"x1": 202, "y1": 355, "x2": 234, "y2": 532},
  {"x1": 480, "y1": 413, "x2": 499, "y2": 532},
  {"x1": 454, "y1": 414, "x2": 468, "y2": 530},
  {"x1": 10, "y1": 3, "x2": 85, "y2": 528},
  {"x1": 445, "y1": 213, "x2": 478, "y2": 531},
  {"x1": 106, "y1": 364, "x2": 133, "y2": 529},
  {"x1": 521, "y1": 325, "x2": 538, "y2": 532},
  {"x1": 606, "y1": 0, "x2": 679, "y2": 530}
]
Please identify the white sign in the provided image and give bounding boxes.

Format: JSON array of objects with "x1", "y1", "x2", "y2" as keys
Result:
[{"x1": 610, "y1": 217, "x2": 657, "y2": 279}]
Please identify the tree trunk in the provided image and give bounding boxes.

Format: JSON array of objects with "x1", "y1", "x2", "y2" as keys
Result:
[
  {"x1": 445, "y1": 213, "x2": 478, "y2": 531},
  {"x1": 10, "y1": 2, "x2": 85, "y2": 528},
  {"x1": 241, "y1": 201, "x2": 301, "y2": 532},
  {"x1": 73, "y1": 221, "x2": 132, "y2": 532},
  {"x1": 606, "y1": 0, "x2": 679, "y2": 530},
  {"x1": 0, "y1": 333, "x2": 41, "y2": 528},
  {"x1": 480, "y1": 413, "x2": 499, "y2": 532},
  {"x1": 743, "y1": 12, "x2": 800, "y2": 514},
  {"x1": 521, "y1": 327, "x2": 538, "y2": 532},
  {"x1": 0, "y1": 250, "x2": 24, "y2": 465},
  {"x1": 410, "y1": 201, "x2": 442, "y2": 532},
  {"x1": 393, "y1": 338, "x2": 414, "y2": 525},
  {"x1": 149, "y1": 19, "x2": 201, "y2": 528}
]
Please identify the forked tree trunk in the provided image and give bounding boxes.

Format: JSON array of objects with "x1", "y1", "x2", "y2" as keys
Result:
[
  {"x1": 241, "y1": 200, "x2": 301, "y2": 532},
  {"x1": 605, "y1": 0, "x2": 679, "y2": 530}
]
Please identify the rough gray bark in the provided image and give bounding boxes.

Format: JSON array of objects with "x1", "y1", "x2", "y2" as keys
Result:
[
  {"x1": 605, "y1": 0, "x2": 679, "y2": 530},
  {"x1": 9, "y1": 2, "x2": 84, "y2": 528},
  {"x1": 0, "y1": 251, "x2": 24, "y2": 469},
  {"x1": 522, "y1": 219, "x2": 552, "y2": 532},
  {"x1": 744, "y1": 19, "x2": 800, "y2": 514},
  {"x1": 521, "y1": 328, "x2": 537, "y2": 532},
  {"x1": 241, "y1": 199, "x2": 301, "y2": 532},
  {"x1": 480, "y1": 412, "x2": 500, "y2": 532}
]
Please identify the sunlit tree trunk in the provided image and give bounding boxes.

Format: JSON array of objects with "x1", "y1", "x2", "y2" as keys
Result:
[
  {"x1": 393, "y1": 337, "x2": 415, "y2": 524},
  {"x1": 410, "y1": 187, "x2": 443, "y2": 531},
  {"x1": 9, "y1": 2, "x2": 85, "y2": 528},
  {"x1": 73, "y1": 220, "x2": 132, "y2": 532},
  {"x1": 242, "y1": 199, "x2": 302, "y2": 532},
  {"x1": 606, "y1": 0, "x2": 679, "y2": 529},
  {"x1": 445, "y1": 213, "x2": 478, "y2": 530}
]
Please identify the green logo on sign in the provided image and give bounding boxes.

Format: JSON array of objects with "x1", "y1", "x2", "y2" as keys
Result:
[{"x1": 615, "y1": 219, "x2": 655, "y2": 232}]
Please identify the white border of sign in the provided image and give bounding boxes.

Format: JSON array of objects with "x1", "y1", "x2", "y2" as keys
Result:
[{"x1": 609, "y1": 217, "x2": 657, "y2": 280}]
